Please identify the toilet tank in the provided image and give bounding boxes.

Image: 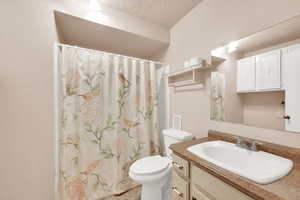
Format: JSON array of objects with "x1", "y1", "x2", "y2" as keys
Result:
[{"x1": 162, "y1": 129, "x2": 193, "y2": 157}]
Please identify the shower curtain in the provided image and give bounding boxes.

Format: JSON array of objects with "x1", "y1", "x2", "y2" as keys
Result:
[{"x1": 57, "y1": 46, "x2": 161, "y2": 200}]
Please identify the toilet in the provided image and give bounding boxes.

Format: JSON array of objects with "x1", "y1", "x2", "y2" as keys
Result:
[{"x1": 129, "y1": 129, "x2": 193, "y2": 200}]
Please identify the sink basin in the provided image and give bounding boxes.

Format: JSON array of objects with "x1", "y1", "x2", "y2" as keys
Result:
[{"x1": 187, "y1": 140, "x2": 293, "y2": 184}]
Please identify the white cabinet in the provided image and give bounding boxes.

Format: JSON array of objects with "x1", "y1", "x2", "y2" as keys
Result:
[
  {"x1": 237, "y1": 50, "x2": 283, "y2": 93},
  {"x1": 237, "y1": 57, "x2": 256, "y2": 92},
  {"x1": 255, "y1": 50, "x2": 281, "y2": 91},
  {"x1": 281, "y1": 48, "x2": 289, "y2": 90},
  {"x1": 284, "y1": 44, "x2": 300, "y2": 132}
]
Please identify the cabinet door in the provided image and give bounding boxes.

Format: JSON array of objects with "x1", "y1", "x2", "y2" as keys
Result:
[
  {"x1": 191, "y1": 165, "x2": 254, "y2": 200},
  {"x1": 172, "y1": 171, "x2": 189, "y2": 200},
  {"x1": 190, "y1": 185, "x2": 211, "y2": 200},
  {"x1": 285, "y1": 44, "x2": 300, "y2": 132},
  {"x1": 256, "y1": 50, "x2": 281, "y2": 90},
  {"x1": 237, "y1": 56, "x2": 256, "y2": 92},
  {"x1": 281, "y1": 48, "x2": 289, "y2": 90}
]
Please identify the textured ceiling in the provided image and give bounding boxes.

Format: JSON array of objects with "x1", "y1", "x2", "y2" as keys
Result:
[{"x1": 98, "y1": 0, "x2": 202, "y2": 28}]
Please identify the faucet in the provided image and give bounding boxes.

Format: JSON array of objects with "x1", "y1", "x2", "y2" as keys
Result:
[{"x1": 233, "y1": 137, "x2": 259, "y2": 152}]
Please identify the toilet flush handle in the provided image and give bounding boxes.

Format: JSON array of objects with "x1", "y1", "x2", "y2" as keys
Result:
[{"x1": 172, "y1": 161, "x2": 183, "y2": 170}]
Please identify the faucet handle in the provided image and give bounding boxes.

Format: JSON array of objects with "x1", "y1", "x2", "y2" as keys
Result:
[
  {"x1": 233, "y1": 136, "x2": 242, "y2": 145},
  {"x1": 250, "y1": 141, "x2": 260, "y2": 151}
]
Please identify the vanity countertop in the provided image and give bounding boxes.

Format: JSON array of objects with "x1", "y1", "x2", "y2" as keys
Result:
[{"x1": 170, "y1": 130, "x2": 300, "y2": 200}]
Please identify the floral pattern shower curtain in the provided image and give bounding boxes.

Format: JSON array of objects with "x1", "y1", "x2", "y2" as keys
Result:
[{"x1": 57, "y1": 47, "x2": 161, "y2": 200}]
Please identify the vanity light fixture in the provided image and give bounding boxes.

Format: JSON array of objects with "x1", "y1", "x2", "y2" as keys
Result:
[
  {"x1": 211, "y1": 46, "x2": 227, "y2": 57},
  {"x1": 89, "y1": 0, "x2": 101, "y2": 11},
  {"x1": 211, "y1": 40, "x2": 239, "y2": 56}
]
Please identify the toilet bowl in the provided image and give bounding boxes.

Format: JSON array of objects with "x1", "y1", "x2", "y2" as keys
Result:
[{"x1": 129, "y1": 129, "x2": 193, "y2": 200}]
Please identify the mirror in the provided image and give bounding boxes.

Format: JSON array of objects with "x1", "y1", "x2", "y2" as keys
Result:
[{"x1": 210, "y1": 15, "x2": 300, "y2": 133}]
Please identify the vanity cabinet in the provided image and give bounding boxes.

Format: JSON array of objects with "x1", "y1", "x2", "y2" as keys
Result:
[
  {"x1": 171, "y1": 154, "x2": 255, "y2": 200},
  {"x1": 190, "y1": 165, "x2": 254, "y2": 200},
  {"x1": 237, "y1": 56, "x2": 256, "y2": 92},
  {"x1": 255, "y1": 50, "x2": 281, "y2": 91}
]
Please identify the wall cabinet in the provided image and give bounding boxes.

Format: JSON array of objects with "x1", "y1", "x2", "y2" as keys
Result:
[
  {"x1": 237, "y1": 57, "x2": 256, "y2": 92},
  {"x1": 284, "y1": 44, "x2": 300, "y2": 132},
  {"x1": 171, "y1": 155, "x2": 254, "y2": 200},
  {"x1": 235, "y1": 43, "x2": 300, "y2": 132},
  {"x1": 255, "y1": 50, "x2": 281, "y2": 91},
  {"x1": 281, "y1": 48, "x2": 289, "y2": 90},
  {"x1": 237, "y1": 50, "x2": 282, "y2": 92}
]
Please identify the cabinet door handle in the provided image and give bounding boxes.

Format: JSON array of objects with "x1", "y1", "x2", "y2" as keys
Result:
[
  {"x1": 172, "y1": 186, "x2": 183, "y2": 197},
  {"x1": 172, "y1": 161, "x2": 183, "y2": 170},
  {"x1": 283, "y1": 115, "x2": 291, "y2": 120}
]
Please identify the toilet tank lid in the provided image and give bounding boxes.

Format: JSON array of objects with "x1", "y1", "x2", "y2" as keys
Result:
[{"x1": 162, "y1": 129, "x2": 193, "y2": 141}]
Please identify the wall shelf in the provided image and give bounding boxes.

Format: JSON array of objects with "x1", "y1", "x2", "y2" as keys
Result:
[
  {"x1": 167, "y1": 66, "x2": 201, "y2": 78},
  {"x1": 167, "y1": 56, "x2": 225, "y2": 88},
  {"x1": 168, "y1": 66, "x2": 203, "y2": 88}
]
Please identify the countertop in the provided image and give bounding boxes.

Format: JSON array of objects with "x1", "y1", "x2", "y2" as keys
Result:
[{"x1": 169, "y1": 130, "x2": 300, "y2": 200}]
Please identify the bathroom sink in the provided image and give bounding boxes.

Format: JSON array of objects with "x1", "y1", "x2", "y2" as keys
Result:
[{"x1": 187, "y1": 141, "x2": 293, "y2": 184}]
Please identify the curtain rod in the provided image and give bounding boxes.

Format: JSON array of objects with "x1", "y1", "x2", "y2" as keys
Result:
[{"x1": 55, "y1": 42, "x2": 166, "y2": 66}]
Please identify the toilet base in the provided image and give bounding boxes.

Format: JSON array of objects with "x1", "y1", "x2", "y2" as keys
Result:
[
  {"x1": 141, "y1": 183, "x2": 162, "y2": 200},
  {"x1": 140, "y1": 173, "x2": 171, "y2": 200}
]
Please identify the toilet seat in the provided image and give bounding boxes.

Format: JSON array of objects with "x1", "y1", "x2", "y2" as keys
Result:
[{"x1": 130, "y1": 155, "x2": 171, "y2": 176}]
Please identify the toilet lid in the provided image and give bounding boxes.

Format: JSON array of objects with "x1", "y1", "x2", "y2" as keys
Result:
[{"x1": 130, "y1": 155, "x2": 170, "y2": 175}]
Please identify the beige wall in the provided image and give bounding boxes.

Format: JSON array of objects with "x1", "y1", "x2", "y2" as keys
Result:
[
  {"x1": 151, "y1": 0, "x2": 300, "y2": 147},
  {"x1": 0, "y1": 0, "x2": 168, "y2": 200},
  {"x1": 0, "y1": 1, "x2": 57, "y2": 200}
]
